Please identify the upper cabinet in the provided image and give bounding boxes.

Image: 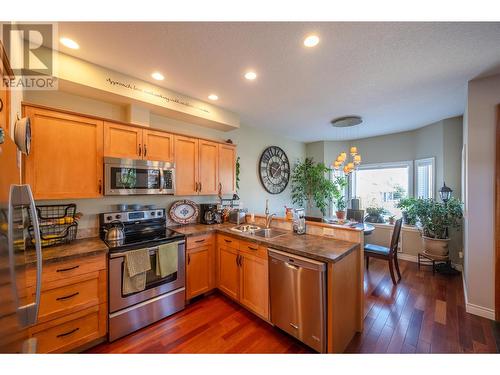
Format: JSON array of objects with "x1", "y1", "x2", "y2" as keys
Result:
[
  {"x1": 143, "y1": 129, "x2": 174, "y2": 162},
  {"x1": 104, "y1": 122, "x2": 142, "y2": 159},
  {"x1": 104, "y1": 122, "x2": 174, "y2": 162},
  {"x1": 174, "y1": 136, "x2": 236, "y2": 196},
  {"x1": 23, "y1": 106, "x2": 104, "y2": 199},
  {"x1": 218, "y1": 144, "x2": 237, "y2": 195}
]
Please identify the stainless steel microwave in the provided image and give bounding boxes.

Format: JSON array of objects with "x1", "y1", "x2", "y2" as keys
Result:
[{"x1": 104, "y1": 157, "x2": 175, "y2": 195}]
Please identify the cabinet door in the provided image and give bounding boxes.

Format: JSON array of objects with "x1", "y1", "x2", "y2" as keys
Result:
[
  {"x1": 239, "y1": 252, "x2": 269, "y2": 320},
  {"x1": 174, "y1": 135, "x2": 199, "y2": 195},
  {"x1": 186, "y1": 246, "x2": 211, "y2": 299},
  {"x1": 23, "y1": 107, "x2": 104, "y2": 199},
  {"x1": 198, "y1": 140, "x2": 219, "y2": 195},
  {"x1": 217, "y1": 246, "x2": 239, "y2": 301},
  {"x1": 143, "y1": 129, "x2": 174, "y2": 162},
  {"x1": 218, "y1": 144, "x2": 236, "y2": 195},
  {"x1": 104, "y1": 122, "x2": 142, "y2": 159}
]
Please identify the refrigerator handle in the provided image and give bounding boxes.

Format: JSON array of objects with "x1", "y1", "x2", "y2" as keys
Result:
[
  {"x1": 26, "y1": 185, "x2": 42, "y2": 325},
  {"x1": 9, "y1": 185, "x2": 42, "y2": 327}
]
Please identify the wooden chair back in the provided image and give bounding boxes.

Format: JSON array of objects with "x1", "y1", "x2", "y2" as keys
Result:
[{"x1": 390, "y1": 218, "x2": 403, "y2": 254}]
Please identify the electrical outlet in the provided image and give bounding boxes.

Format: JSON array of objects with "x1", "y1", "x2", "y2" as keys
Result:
[{"x1": 459, "y1": 251, "x2": 463, "y2": 259}]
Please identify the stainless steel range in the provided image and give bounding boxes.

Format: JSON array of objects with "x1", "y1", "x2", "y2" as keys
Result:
[{"x1": 99, "y1": 208, "x2": 185, "y2": 341}]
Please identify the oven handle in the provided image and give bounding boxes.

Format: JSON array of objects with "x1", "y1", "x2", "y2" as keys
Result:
[{"x1": 109, "y1": 240, "x2": 185, "y2": 259}]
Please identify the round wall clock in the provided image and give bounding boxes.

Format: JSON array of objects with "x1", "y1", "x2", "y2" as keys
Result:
[{"x1": 259, "y1": 146, "x2": 290, "y2": 194}]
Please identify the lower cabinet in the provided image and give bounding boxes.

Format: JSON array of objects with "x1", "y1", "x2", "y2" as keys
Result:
[
  {"x1": 27, "y1": 253, "x2": 107, "y2": 353},
  {"x1": 186, "y1": 234, "x2": 215, "y2": 300},
  {"x1": 217, "y1": 235, "x2": 270, "y2": 321}
]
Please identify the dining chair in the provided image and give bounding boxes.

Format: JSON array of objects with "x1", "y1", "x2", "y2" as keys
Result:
[
  {"x1": 346, "y1": 209, "x2": 365, "y2": 223},
  {"x1": 364, "y1": 218, "x2": 402, "y2": 285}
]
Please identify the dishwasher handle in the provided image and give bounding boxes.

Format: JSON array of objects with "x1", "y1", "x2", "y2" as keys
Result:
[{"x1": 268, "y1": 248, "x2": 326, "y2": 272}]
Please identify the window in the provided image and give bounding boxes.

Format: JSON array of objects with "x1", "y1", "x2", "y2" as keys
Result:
[
  {"x1": 350, "y1": 161, "x2": 413, "y2": 217},
  {"x1": 415, "y1": 158, "x2": 434, "y2": 199}
]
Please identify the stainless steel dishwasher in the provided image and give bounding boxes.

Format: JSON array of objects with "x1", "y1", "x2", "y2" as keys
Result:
[{"x1": 268, "y1": 248, "x2": 327, "y2": 353}]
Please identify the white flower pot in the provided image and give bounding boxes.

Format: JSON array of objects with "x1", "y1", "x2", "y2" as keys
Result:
[{"x1": 422, "y1": 236, "x2": 450, "y2": 257}]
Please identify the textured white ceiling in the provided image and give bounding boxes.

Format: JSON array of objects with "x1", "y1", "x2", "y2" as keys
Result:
[{"x1": 56, "y1": 22, "x2": 500, "y2": 142}]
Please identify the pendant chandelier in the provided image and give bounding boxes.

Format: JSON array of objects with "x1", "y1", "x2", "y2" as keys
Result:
[{"x1": 332, "y1": 146, "x2": 361, "y2": 175}]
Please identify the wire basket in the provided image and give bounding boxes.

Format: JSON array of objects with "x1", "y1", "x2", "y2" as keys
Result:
[{"x1": 28, "y1": 204, "x2": 78, "y2": 247}]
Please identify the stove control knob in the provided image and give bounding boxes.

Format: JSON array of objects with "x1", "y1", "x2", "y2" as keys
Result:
[
  {"x1": 115, "y1": 214, "x2": 121, "y2": 219},
  {"x1": 157, "y1": 211, "x2": 162, "y2": 217},
  {"x1": 151, "y1": 211, "x2": 156, "y2": 216},
  {"x1": 106, "y1": 215, "x2": 113, "y2": 221}
]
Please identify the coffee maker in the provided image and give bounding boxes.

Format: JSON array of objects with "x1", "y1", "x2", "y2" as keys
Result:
[{"x1": 200, "y1": 203, "x2": 221, "y2": 224}]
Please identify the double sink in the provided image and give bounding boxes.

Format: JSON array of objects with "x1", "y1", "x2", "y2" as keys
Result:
[{"x1": 230, "y1": 224, "x2": 288, "y2": 239}]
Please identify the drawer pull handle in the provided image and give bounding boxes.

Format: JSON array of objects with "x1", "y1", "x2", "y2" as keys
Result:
[
  {"x1": 56, "y1": 265, "x2": 80, "y2": 273},
  {"x1": 56, "y1": 327, "x2": 79, "y2": 338},
  {"x1": 224, "y1": 239, "x2": 232, "y2": 243},
  {"x1": 289, "y1": 323, "x2": 299, "y2": 330},
  {"x1": 56, "y1": 292, "x2": 80, "y2": 301},
  {"x1": 195, "y1": 239, "x2": 205, "y2": 243},
  {"x1": 248, "y1": 246, "x2": 258, "y2": 251}
]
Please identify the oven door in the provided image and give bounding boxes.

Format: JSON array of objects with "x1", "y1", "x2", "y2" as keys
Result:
[
  {"x1": 108, "y1": 240, "x2": 185, "y2": 313},
  {"x1": 104, "y1": 157, "x2": 175, "y2": 195}
]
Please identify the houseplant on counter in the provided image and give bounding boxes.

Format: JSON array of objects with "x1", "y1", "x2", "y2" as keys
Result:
[
  {"x1": 291, "y1": 158, "x2": 338, "y2": 218},
  {"x1": 332, "y1": 176, "x2": 347, "y2": 219},
  {"x1": 413, "y1": 197, "x2": 463, "y2": 257},
  {"x1": 364, "y1": 206, "x2": 387, "y2": 223},
  {"x1": 396, "y1": 197, "x2": 418, "y2": 225}
]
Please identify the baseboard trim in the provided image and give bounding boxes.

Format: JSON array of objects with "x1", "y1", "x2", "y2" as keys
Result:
[{"x1": 461, "y1": 271, "x2": 496, "y2": 320}]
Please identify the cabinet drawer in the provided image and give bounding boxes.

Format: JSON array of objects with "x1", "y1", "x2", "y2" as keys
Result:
[
  {"x1": 37, "y1": 276, "x2": 100, "y2": 322},
  {"x1": 32, "y1": 307, "x2": 100, "y2": 353},
  {"x1": 26, "y1": 254, "x2": 105, "y2": 288},
  {"x1": 217, "y1": 234, "x2": 239, "y2": 249},
  {"x1": 187, "y1": 233, "x2": 214, "y2": 250},
  {"x1": 239, "y1": 240, "x2": 268, "y2": 259}
]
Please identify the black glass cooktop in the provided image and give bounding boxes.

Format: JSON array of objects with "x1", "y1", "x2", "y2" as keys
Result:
[{"x1": 104, "y1": 228, "x2": 185, "y2": 252}]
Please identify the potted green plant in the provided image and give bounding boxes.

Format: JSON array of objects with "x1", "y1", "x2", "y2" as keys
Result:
[
  {"x1": 388, "y1": 215, "x2": 396, "y2": 225},
  {"x1": 365, "y1": 207, "x2": 386, "y2": 223},
  {"x1": 291, "y1": 158, "x2": 338, "y2": 218},
  {"x1": 332, "y1": 176, "x2": 347, "y2": 219},
  {"x1": 413, "y1": 197, "x2": 463, "y2": 257},
  {"x1": 396, "y1": 197, "x2": 418, "y2": 225}
]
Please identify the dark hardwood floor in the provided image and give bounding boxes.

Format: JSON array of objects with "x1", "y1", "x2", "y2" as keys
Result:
[{"x1": 87, "y1": 259, "x2": 498, "y2": 354}]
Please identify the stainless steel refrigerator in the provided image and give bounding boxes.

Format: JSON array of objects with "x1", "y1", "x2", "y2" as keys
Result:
[{"x1": 0, "y1": 130, "x2": 42, "y2": 353}]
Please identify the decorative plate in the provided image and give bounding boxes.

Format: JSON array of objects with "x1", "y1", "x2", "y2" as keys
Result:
[{"x1": 169, "y1": 200, "x2": 199, "y2": 224}]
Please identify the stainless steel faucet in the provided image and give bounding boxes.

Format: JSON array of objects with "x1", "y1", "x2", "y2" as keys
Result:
[{"x1": 265, "y1": 213, "x2": 276, "y2": 229}]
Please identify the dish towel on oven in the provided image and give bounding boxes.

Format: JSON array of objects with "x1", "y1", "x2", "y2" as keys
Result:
[
  {"x1": 123, "y1": 249, "x2": 151, "y2": 294},
  {"x1": 156, "y1": 242, "x2": 178, "y2": 278}
]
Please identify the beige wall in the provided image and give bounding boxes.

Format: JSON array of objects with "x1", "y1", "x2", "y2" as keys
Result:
[
  {"x1": 463, "y1": 73, "x2": 500, "y2": 319},
  {"x1": 25, "y1": 90, "x2": 305, "y2": 234}
]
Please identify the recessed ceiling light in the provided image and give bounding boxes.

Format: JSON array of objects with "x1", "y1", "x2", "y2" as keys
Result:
[
  {"x1": 244, "y1": 71, "x2": 257, "y2": 81},
  {"x1": 303, "y1": 35, "x2": 320, "y2": 48},
  {"x1": 331, "y1": 116, "x2": 363, "y2": 128},
  {"x1": 208, "y1": 94, "x2": 219, "y2": 101},
  {"x1": 60, "y1": 37, "x2": 79, "y2": 50},
  {"x1": 151, "y1": 72, "x2": 165, "y2": 81}
]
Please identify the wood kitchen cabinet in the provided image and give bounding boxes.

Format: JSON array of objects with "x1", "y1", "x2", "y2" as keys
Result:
[
  {"x1": 104, "y1": 122, "x2": 174, "y2": 162},
  {"x1": 198, "y1": 140, "x2": 219, "y2": 195},
  {"x1": 218, "y1": 143, "x2": 237, "y2": 195},
  {"x1": 23, "y1": 106, "x2": 104, "y2": 199},
  {"x1": 27, "y1": 253, "x2": 107, "y2": 353},
  {"x1": 174, "y1": 135, "x2": 199, "y2": 195},
  {"x1": 186, "y1": 234, "x2": 215, "y2": 300},
  {"x1": 216, "y1": 235, "x2": 270, "y2": 320}
]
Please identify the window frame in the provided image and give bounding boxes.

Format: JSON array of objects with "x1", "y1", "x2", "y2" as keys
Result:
[
  {"x1": 349, "y1": 160, "x2": 414, "y2": 203},
  {"x1": 414, "y1": 157, "x2": 435, "y2": 199}
]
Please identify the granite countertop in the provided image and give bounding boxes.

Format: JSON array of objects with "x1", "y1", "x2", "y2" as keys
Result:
[
  {"x1": 170, "y1": 223, "x2": 359, "y2": 264},
  {"x1": 25, "y1": 237, "x2": 108, "y2": 265}
]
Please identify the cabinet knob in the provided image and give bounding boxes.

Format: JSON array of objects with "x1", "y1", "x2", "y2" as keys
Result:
[
  {"x1": 144, "y1": 144, "x2": 147, "y2": 157},
  {"x1": 138, "y1": 144, "x2": 142, "y2": 156},
  {"x1": 98, "y1": 179, "x2": 102, "y2": 194}
]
